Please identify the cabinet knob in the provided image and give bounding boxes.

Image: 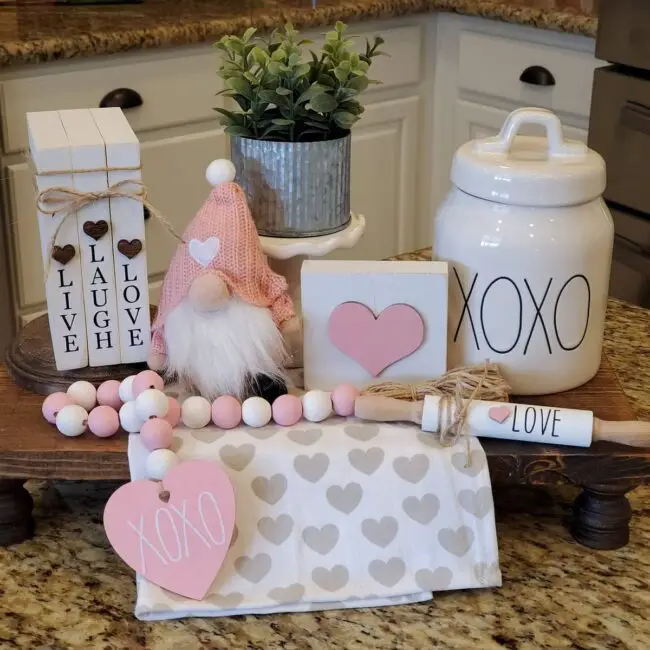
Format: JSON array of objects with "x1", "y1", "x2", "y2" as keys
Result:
[
  {"x1": 519, "y1": 65, "x2": 556, "y2": 87},
  {"x1": 99, "y1": 88, "x2": 143, "y2": 110}
]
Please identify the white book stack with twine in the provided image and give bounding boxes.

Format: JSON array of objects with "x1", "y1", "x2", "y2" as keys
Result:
[{"x1": 27, "y1": 108, "x2": 151, "y2": 371}]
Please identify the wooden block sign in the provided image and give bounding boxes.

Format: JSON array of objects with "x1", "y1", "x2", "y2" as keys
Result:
[
  {"x1": 301, "y1": 260, "x2": 449, "y2": 391},
  {"x1": 27, "y1": 108, "x2": 151, "y2": 370}
]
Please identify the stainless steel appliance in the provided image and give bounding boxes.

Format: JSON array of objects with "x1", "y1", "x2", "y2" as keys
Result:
[{"x1": 588, "y1": 0, "x2": 650, "y2": 307}]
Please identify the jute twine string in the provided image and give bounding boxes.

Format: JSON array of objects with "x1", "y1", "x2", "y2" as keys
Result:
[
  {"x1": 37, "y1": 179, "x2": 184, "y2": 279},
  {"x1": 362, "y1": 362, "x2": 510, "y2": 403},
  {"x1": 363, "y1": 362, "x2": 510, "y2": 467}
]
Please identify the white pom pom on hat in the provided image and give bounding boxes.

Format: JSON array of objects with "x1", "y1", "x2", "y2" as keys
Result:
[{"x1": 206, "y1": 159, "x2": 236, "y2": 187}]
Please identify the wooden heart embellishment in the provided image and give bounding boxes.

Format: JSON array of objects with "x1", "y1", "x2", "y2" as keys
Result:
[
  {"x1": 83, "y1": 220, "x2": 109, "y2": 241},
  {"x1": 51, "y1": 244, "x2": 76, "y2": 265},
  {"x1": 103, "y1": 460, "x2": 235, "y2": 600},
  {"x1": 328, "y1": 302, "x2": 425, "y2": 377},
  {"x1": 488, "y1": 405, "x2": 511, "y2": 424},
  {"x1": 189, "y1": 237, "x2": 220, "y2": 267},
  {"x1": 117, "y1": 239, "x2": 143, "y2": 259}
]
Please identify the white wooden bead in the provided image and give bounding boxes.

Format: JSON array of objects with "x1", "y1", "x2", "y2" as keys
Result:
[
  {"x1": 146, "y1": 449, "x2": 179, "y2": 480},
  {"x1": 66, "y1": 381, "x2": 97, "y2": 412},
  {"x1": 55, "y1": 404, "x2": 89, "y2": 437},
  {"x1": 206, "y1": 159, "x2": 236, "y2": 187},
  {"x1": 119, "y1": 401, "x2": 145, "y2": 434},
  {"x1": 135, "y1": 389, "x2": 169, "y2": 421},
  {"x1": 241, "y1": 396, "x2": 272, "y2": 428},
  {"x1": 302, "y1": 390, "x2": 332, "y2": 422},
  {"x1": 181, "y1": 396, "x2": 212, "y2": 429},
  {"x1": 119, "y1": 375, "x2": 137, "y2": 403}
]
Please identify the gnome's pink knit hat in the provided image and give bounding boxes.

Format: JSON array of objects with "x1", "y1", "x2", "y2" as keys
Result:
[{"x1": 150, "y1": 163, "x2": 295, "y2": 356}]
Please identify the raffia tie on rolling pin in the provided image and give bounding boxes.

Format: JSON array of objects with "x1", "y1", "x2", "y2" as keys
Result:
[
  {"x1": 362, "y1": 362, "x2": 510, "y2": 403},
  {"x1": 363, "y1": 362, "x2": 510, "y2": 467},
  {"x1": 37, "y1": 179, "x2": 185, "y2": 280}
]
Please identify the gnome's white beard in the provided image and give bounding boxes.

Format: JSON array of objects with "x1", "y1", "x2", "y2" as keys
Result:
[{"x1": 163, "y1": 297, "x2": 287, "y2": 400}]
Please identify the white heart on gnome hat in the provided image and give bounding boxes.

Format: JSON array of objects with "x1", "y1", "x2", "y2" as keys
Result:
[{"x1": 189, "y1": 237, "x2": 221, "y2": 267}]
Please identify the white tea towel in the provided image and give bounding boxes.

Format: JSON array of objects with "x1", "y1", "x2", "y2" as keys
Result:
[{"x1": 128, "y1": 418, "x2": 501, "y2": 620}]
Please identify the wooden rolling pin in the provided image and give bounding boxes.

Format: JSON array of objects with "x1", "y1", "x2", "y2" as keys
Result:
[{"x1": 354, "y1": 395, "x2": 650, "y2": 448}]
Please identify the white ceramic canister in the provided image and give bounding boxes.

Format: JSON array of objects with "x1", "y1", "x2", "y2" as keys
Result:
[{"x1": 434, "y1": 107, "x2": 614, "y2": 395}]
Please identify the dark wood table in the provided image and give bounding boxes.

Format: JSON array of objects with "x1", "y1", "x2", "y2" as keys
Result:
[{"x1": 1, "y1": 354, "x2": 649, "y2": 551}]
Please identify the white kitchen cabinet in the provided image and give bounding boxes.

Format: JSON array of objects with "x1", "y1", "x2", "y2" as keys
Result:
[
  {"x1": 430, "y1": 13, "x2": 599, "y2": 244},
  {"x1": 1, "y1": 11, "x2": 597, "y2": 328},
  {"x1": 332, "y1": 95, "x2": 420, "y2": 261}
]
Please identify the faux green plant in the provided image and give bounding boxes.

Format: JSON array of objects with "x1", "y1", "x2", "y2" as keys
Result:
[{"x1": 214, "y1": 22, "x2": 386, "y2": 142}]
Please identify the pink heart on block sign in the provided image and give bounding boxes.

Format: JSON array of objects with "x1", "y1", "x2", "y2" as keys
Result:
[
  {"x1": 103, "y1": 460, "x2": 235, "y2": 600},
  {"x1": 328, "y1": 302, "x2": 425, "y2": 377},
  {"x1": 488, "y1": 405, "x2": 511, "y2": 424}
]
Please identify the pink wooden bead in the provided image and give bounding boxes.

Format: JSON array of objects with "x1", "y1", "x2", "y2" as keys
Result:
[
  {"x1": 331, "y1": 384, "x2": 361, "y2": 417},
  {"x1": 140, "y1": 417, "x2": 174, "y2": 451},
  {"x1": 132, "y1": 370, "x2": 165, "y2": 398},
  {"x1": 272, "y1": 394, "x2": 303, "y2": 427},
  {"x1": 96, "y1": 380, "x2": 123, "y2": 410},
  {"x1": 42, "y1": 392, "x2": 72, "y2": 424},
  {"x1": 163, "y1": 397, "x2": 181, "y2": 428},
  {"x1": 211, "y1": 395, "x2": 242, "y2": 429},
  {"x1": 87, "y1": 405, "x2": 120, "y2": 438}
]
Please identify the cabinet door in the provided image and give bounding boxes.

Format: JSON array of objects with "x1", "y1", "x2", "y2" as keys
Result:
[
  {"x1": 331, "y1": 96, "x2": 420, "y2": 261},
  {"x1": 7, "y1": 126, "x2": 227, "y2": 310}
]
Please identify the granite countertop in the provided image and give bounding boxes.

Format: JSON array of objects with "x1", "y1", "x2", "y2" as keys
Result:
[
  {"x1": 1, "y1": 284, "x2": 649, "y2": 648},
  {"x1": 0, "y1": 0, "x2": 597, "y2": 69}
]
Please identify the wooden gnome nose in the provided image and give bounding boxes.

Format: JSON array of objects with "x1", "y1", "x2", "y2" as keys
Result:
[{"x1": 188, "y1": 274, "x2": 230, "y2": 312}]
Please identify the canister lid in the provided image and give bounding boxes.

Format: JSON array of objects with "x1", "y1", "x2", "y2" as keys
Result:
[{"x1": 450, "y1": 107, "x2": 606, "y2": 207}]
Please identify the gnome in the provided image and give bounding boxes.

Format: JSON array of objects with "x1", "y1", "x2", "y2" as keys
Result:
[{"x1": 148, "y1": 160, "x2": 299, "y2": 402}]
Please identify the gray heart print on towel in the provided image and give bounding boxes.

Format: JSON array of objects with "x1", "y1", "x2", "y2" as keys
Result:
[
  {"x1": 190, "y1": 428, "x2": 224, "y2": 443},
  {"x1": 402, "y1": 494, "x2": 440, "y2": 525},
  {"x1": 416, "y1": 432, "x2": 443, "y2": 449},
  {"x1": 451, "y1": 451, "x2": 486, "y2": 477},
  {"x1": 206, "y1": 592, "x2": 245, "y2": 609},
  {"x1": 294, "y1": 453, "x2": 330, "y2": 483},
  {"x1": 246, "y1": 426, "x2": 277, "y2": 440},
  {"x1": 344, "y1": 423, "x2": 379, "y2": 442},
  {"x1": 458, "y1": 487, "x2": 494, "y2": 519},
  {"x1": 257, "y1": 514, "x2": 294, "y2": 545},
  {"x1": 302, "y1": 524, "x2": 339, "y2": 555},
  {"x1": 368, "y1": 558, "x2": 406, "y2": 587},
  {"x1": 219, "y1": 443, "x2": 256, "y2": 471},
  {"x1": 393, "y1": 454, "x2": 430, "y2": 484},
  {"x1": 252, "y1": 474, "x2": 287, "y2": 505},
  {"x1": 348, "y1": 447, "x2": 385, "y2": 475},
  {"x1": 438, "y1": 526, "x2": 475, "y2": 557},
  {"x1": 312, "y1": 565, "x2": 349, "y2": 591},
  {"x1": 414, "y1": 567, "x2": 453, "y2": 591},
  {"x1": 326, "y1": 482, "x2": 363, "y2": 514},
  {"x1": 234, "y1": 553, "x2": 272, "y2": 583},
  {"x1": 268, "y1": 583, "x2": 305, "y2": 604},
  {"x1": 287, "y1": 428, "x2": 323, "y2": 445},
  {"x1": 361, "y1": 517, "x2": 398, "y2": 548}
]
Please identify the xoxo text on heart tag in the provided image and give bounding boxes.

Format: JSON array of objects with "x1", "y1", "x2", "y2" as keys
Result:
[{"x1": 103, "y1": 460, "x2": 235, "y2": 600}]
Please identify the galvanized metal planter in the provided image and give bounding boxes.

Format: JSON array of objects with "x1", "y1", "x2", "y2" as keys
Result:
[{"x1": 230, "y1": 134, "x2": 351, "y2": 238}]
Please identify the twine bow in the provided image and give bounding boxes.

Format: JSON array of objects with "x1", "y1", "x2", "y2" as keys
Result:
[
  {"x1": 363, "y1": 362, "x2": 510, "y2": 467},
  {"x1": 37, "y1": 179, "x2": 184, "y2": 279}
]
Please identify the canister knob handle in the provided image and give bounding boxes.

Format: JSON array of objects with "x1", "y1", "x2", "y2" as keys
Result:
[{"x1": 473, "y1": 107, "x2": 586, "y2": 159}]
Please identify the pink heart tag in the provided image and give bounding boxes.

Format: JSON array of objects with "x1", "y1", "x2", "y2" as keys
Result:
[
  {"x1": 103, "y1": 460, "x2": 235, "y2": 600},
  {"x1": 488, "y1": 405, "x2": 511, "y2": 424},
  {"x1": 328, "y1": 302, "x2": 425, "y2": 377}
]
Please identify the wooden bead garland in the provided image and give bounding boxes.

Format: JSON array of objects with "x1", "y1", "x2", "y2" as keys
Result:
[{"x1": 42, "y1": 374, "x2": 367, "y2": 480}]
